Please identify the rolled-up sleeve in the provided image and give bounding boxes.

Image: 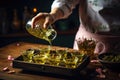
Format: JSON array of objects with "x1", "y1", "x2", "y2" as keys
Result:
[{"x1": 51, "y1": 0, "x2": 80, "y2": 18}]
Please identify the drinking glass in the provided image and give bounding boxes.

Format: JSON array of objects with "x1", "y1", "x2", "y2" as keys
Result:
[
  {"x1": 26, "y1": 20, "x2": 57, "y2": 44},
  {"x1": 76, "y1": 38, "x2": 96, "y2": 59}
]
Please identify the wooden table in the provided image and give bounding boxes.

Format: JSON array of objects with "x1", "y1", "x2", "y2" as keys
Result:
[{"x1": 0, "y1": 42, "x2": 120, "y2": 80}]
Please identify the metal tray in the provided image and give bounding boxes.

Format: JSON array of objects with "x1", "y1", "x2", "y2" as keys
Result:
[{"x1": 12, "y1": 49, "x2": 90, "y2": 76}]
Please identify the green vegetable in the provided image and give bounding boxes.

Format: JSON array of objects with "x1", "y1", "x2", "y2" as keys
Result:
[
  {"x1": 102, "y1": 54, "x2": 120, "y2": 62},
  {"x1": 22, "y1": 48, "x2": 85, "y2": 68}
]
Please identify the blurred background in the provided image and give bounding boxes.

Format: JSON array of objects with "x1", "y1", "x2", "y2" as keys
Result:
[{"x1": 0, "y1": 0, "x2": 80, "y2": 48}]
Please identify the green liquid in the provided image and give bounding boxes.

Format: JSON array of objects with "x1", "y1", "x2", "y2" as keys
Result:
[{"x1": 26, "y1": 27, "x2": 56, "y2": 45}]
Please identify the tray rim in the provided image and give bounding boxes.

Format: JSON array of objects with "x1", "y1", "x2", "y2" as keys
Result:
[
  {"x1": 12, "y1": 50, "x2": 90, "y2": 76},
  {"x1": 13, "y1": 54, "x2": 89, "y2": 69}
]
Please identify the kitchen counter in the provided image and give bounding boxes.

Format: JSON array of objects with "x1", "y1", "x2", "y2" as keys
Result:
[{"x1": 0, "y1": 42, "x2": 120, "y2": 80}]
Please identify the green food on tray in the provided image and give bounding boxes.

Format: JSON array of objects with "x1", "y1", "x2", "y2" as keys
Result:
[
  {"x1": 22, "y1": 48, "x2": 85, "y2": 68},
  {"x1": 102, "y1": 54, "x2": 120, "y2": 62}
]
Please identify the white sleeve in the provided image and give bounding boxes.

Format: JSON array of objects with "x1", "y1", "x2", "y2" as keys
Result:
[{"x1": 51, "y1": 0, "x2": 80, "y2": 18}]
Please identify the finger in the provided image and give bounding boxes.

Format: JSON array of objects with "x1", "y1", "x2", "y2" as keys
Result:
[
  {"x1": 44, "y1": 17, "x2": 50, "y2": 28},
  {"x1": 44, "y1": 14, "x2": 55, "y2": 28},
  {"x1": 31, "y1": 17, "x2": 40, "y2": 28},
  {"x1": 31, "y1": 13, "x2": 45, "y2": 28},
  {"x1": 31, "y1": 18, "x2": 36, "y2": 28}
]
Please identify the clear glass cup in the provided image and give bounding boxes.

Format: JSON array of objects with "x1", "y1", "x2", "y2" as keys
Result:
[
  {"x1": 76, "y1": 38, "x2": 96, "y2": 59},
  {"x1": 26, "y1": 20, "x2": 57, "y2": 44}
]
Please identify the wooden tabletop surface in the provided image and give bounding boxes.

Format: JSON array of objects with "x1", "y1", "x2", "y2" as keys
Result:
[{"x1": 0, "y1": 42, "x2": 120, "y2": 80}]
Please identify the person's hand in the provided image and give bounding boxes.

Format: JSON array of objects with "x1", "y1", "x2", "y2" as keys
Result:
[{"x1": 31, "y1": 12, "x2": 55, "y2": 29}]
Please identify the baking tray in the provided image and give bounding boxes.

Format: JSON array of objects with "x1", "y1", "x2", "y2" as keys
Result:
[{"x1": 12, "y1": 49, "x2": 90, "y2": 76}]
